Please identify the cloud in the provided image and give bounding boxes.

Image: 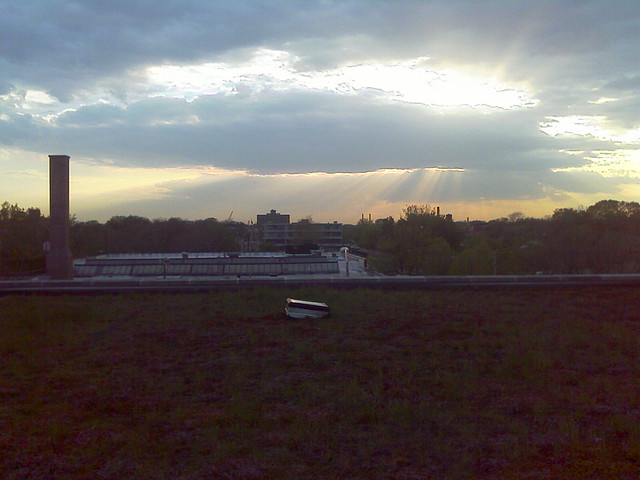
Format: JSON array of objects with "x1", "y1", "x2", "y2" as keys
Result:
[
  {"x1": 6, "y1": 86, "x2": 570, "y2": 175},
  {"x1": 605, "y1": 75, "x2": 640, "y2": 92},
  {"x1": 2, "y1": 0, "x2": 640, "y2": 222},
  {"x1": 2, "y1": 1, "x2": 635, "y2": 98}
]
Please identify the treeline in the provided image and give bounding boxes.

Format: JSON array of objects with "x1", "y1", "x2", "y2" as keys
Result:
[
  {"x1": 344, "y1": 200, "x2": 640, "y2": 275},
  {"x1": 0, "y1": 202, "x2": 48, "y2": 274},
  {"x1": 72, "y1": 216, "x2": 242, "y2": 257},
  {"x1": 3, "y1": 199, "x2": 640, "y2": 276},
  {"x1": 0, "y1": 203, "x2": 242, "y2": 274}
]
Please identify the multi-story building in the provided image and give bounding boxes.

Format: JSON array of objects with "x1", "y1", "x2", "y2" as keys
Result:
[
  {"x1": 256, "y1": 209, "x2": 290, "y2": 226},
  {"x1": 257, "y1": 209, "x2": 343, "y2": 251}
]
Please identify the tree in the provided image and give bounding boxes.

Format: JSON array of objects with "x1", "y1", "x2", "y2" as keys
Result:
[
  {"x1": 545, "y1": 208, "x2": 590, "y2": 273},
  {"x1": 542, "y1": 203, "x2": 640, "y2": 273},
  {"x1": 0, "y1": 202, "x2": 48, "y2": 274},
  {"x1": 192, "y1": 218, "x2": 238, "y2": 252},
  {"x1": 507, "y1": 211, "x2": 525, "y2": 222},
  {"x1": 71, "y1": 220, "x2": 106, "y2": 257},
  {"x1": 586, "y1": 199, "x2": 640, "y2": 219},
  {"x1": 449, "y1": 237, "x2": 494, "y2": 275},
  {"x1": 292, "y1": 216, "x2": 319, "y2": 247},
  {"x1": 105, "y1": 215, "x2": 154, "y2": 253},
  {"x1": 368, "y1": 205, "x2": 462, "y2": 275},
  {"x1": 154, "y1": 217, "x2": 192, "y2": 252},
  {"x1": 422, "y1": 237, "x2": 454, "y2": 275},
  {"x1": 584, "y1": 200, "x2": 640, "y2": 272},
  {"x1": 348, "y1": 218, "x2": 383, "y2": 251}
]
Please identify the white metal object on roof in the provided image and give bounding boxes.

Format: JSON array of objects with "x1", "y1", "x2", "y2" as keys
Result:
[{"x1": 285, "y1": 298, "x2": 330, "y2": 319}]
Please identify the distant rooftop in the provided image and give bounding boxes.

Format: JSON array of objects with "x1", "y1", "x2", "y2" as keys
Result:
[{"x1": 74, "y1": 252, "x2": 340, "y2": 278}]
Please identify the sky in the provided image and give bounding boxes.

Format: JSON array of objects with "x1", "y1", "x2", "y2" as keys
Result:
[{"x1": 1, "y1": 0, "x2": 640, "y2": 224}]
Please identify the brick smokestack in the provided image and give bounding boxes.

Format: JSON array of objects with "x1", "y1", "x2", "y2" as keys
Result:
[{"x1": 47, "y1": 155, "x2": 73, "y2": 279}]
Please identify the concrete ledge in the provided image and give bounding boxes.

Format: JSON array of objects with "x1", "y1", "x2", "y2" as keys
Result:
[{"x1": 2, "y1": 274, "x2": 640, "y2": 294}]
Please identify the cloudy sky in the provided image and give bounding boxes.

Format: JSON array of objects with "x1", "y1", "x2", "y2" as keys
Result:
[{"x1": 1, "y1": 0, "x2": 640, "y2": 223}]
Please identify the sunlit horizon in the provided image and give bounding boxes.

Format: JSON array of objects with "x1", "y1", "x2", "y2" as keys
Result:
[{"x1": 3, "y1": 155, "x2": 624, "y2": 225}]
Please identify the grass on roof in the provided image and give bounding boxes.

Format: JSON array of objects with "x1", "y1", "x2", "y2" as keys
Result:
[{"x1": 1, "y1": 286, "x2": 639, "y2": 479}]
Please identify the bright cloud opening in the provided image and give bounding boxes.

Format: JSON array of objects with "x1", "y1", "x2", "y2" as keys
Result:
[
  {"x1": 146, "y1": 49, "x2": 537, "y2": 110},
  {"x1": 541, "y1": 115, "x2": 640, "y2": 143},
  {"x1": 24, "y1": 90, "x2": 57, "y2": 107},
  {"x1": 588, "y1": 97, "x2": 618, "y2": 105},
  {"x1": 552, "y1": 149, "x2": 640, "y2": 178}
]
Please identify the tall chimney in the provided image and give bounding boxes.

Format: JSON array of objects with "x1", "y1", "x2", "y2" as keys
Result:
[{"x1": 47, "y1": 155, "x2": 73, "y2": 279}]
